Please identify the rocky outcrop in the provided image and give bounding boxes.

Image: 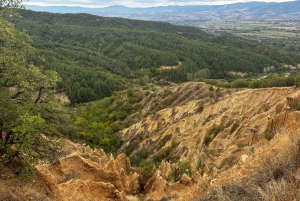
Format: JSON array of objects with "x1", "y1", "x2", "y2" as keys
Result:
[
  {"x1": 142, "y1": 161, "x2": 207, "y2": 201},
  {"x1": 34, "y1": 85, "x2": 300, "y2": 201},
  {"x1": 143, "y1": 169, "x2": 207, "y2": 201},
  {"x1": 37, "y1": 144, "x2": 141, "y2": 200},
  {"x1": 58, "y1": 180, "x2": 127, "y2": 201},
  {"x1": 118, "y1": 86, "x2": 300, "y2": 179}
]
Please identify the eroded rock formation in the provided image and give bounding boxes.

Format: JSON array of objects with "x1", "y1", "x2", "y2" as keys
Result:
[
  {"x1": 33, "y1": 85, "x2": 300, "y2": 201},
  {"x1": 36, "y1": 144, "x2": 141, "y2": 200},
  {"x1": 119, "y1": 87, "x2": 300, "y2": 173}
]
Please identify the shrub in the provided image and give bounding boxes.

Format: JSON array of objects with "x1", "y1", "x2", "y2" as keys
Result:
[
  {"x1": 178, "y1": 161, "x2": 192, "y2": 176},
  {"x1": 265, "y1": 132, "x2": 276, "y2": 141},
  {"x1": 204, "y1": 135, "x2": 211, "y2": 146},
  {"x1": 124, "y1": 141, "x2": 138, "y2": 156},
  {"x1": 291, "y1": 100, "x2": 300, "y2": 111},
  {"x1": 138, "y1": 160, "x2": 156, "y2": 185},
  {"x1": 139, "y1": 147, "x2": 148, "y2": 159},
  {"x1": 153, "y1": 148, "x2": 171, "y2": 164},
  {"x1": 120, "y1": 104, "x2": 134, "y2": 113},
  {"x1": 232, "y1": 79, "x2": 248, "y2": 88},
  {"x1": 294, "y1": 75, "x2": 300, "y2": 87},
  {"x1": 231, "y1": 122, "x2": 240, "y2": 133},
  {"x1": 210, "y1": 124, "x2": 226, "y2": 135}
]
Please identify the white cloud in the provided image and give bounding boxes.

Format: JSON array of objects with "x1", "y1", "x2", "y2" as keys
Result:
[{"x1": 23, "y1": 0, "x2": 295, "y2": 8}]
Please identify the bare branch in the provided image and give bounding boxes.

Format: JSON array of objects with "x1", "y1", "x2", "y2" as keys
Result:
[
  {"x1": 34, "y1": 87, "x2": 44, "y2": 104},
  {"x1": 11, "y1": 91, "x2": 23, "y2": 99}
]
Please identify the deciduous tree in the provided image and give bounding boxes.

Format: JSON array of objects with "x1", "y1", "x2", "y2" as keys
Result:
[{"x1": 0, "y1": 9, "x2": 66, "y2": 175}]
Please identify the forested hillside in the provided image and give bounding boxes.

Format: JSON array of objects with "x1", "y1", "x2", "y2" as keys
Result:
[{"x1": 8, "y1": 9, "x2": 300, "y2": 103}]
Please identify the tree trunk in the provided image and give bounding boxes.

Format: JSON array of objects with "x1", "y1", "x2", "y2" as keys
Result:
[
  {"x1": 5, "y1": 130, "x2": 13, "y2": 145},
  {"x1": 0, "y1": 120, "x2": 3, "y2": 140}
]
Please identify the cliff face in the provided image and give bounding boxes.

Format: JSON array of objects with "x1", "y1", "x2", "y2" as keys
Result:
[{"x1": 29, "y1": 85, "x2": 300, "y2": 201}]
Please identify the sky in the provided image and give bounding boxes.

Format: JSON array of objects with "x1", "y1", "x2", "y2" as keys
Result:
[{"x1": 23, "y1": 0, "x2": 295, "y2": 8}]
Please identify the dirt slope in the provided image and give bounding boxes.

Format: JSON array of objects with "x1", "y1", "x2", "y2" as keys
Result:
[{"x1": 118, "y1": 86, "x2": 300, "y2": 170}]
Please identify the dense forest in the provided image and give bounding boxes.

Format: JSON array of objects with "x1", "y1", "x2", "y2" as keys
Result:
[{"x1": 7, "y1": 9, "x2": 300, "y2": 103}]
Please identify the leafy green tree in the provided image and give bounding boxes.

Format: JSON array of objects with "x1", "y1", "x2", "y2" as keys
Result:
[
  {"x1": 0, "y1": 0, "x2": 24, "y2": 8},
  {"x1": 0, "y1": 0, "x2": 26, "y2": 17},
  {"x1": 231, "y1": 79, "x2": 249, "y2": 88},
  {"x1": 0, "y1": 13, "x2": 66, "y2": 175},
  {"x1": 187, "y1": 68, "x2": 210, "y2": 81}
]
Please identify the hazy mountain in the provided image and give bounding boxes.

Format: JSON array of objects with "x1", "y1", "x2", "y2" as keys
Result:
[{"x1": 26, "y1": 1, "x2": 300, "y2": 23}]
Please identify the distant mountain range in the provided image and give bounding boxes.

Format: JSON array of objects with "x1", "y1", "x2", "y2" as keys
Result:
[{"x1": 26, "y1": 1, "x2": 300, "y2": 23}]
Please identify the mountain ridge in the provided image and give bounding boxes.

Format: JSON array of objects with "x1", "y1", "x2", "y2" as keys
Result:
[{"x1": 25, "y1": 1, "x2": 300, "y2": 22}]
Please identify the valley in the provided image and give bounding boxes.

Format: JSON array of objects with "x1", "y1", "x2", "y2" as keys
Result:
[
  {"x1": 1, "y1": 2, "x2": 300, "y2": 200},
  {"x1": 196, "y1": 20, "x2": 300, "y2": 53},
  {"x1": 8, "y1": 10, "x2": 300, "y2": 105}
]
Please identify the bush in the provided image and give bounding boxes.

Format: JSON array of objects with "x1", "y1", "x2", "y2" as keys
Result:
[
  {"x1": 153, "y1": 148, "x2": 171, "y2": 164},
  {"x1": 178, "y1": 161, "x2": 192, "y2": 176},
  {"x1": 291, "y1": 100, "x2": 300, "y2": 111},
  {"x1": 138, "y1": 160, "x2": 156, "y2": 185},
  {"x1": 265, "y1": 132, "x2": 275, "y2": 141},
  {"x1": 231, "y1": 122, "x2": 240, "y2": 133},
  {"x1": 124, "y1": 141, "x2": 138, "y2": 156},
  {"x1": 295, "y1": 75, "x2": 300, "y2": 87},
  {"x1": 210, "y1": 124, "x2": 226, "y2": 135},
  {"x1": 138, "y1": 147, "x2": 148, "y2": 159},
  {"x1": 204, "y1": 135, "x2": 211, "y2": 146},
  {"x1": 232, "y1": 79, "x2": 248, "y2": 88}
]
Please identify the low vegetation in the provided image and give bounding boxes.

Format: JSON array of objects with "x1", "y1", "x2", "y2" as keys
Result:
[
  {"x1": 205, "y1": 124, "x2": 227, "y2": 145},
  {"x1": 73, "y1": 83, "x2": 223, "y2": 153},
  {"x1": 230, "y1": 122, "x2": 240, "y2": 133},
  {"x1": 203, "y1": 74, "x2": 300, "y2": 89},
  {"x1": 192, "y1": 135, "x2": 300, "y2": 201}
]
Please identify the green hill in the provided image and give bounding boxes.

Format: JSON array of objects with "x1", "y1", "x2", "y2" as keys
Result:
[{"x1": 8, "y1": 9, "x2": 300, "y2": 103}]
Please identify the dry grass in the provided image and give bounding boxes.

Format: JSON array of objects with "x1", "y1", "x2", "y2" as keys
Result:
[
  {"x1": 190, "y1": 136, "x2": 300, "y2": 201},
  {"x1": 0, "y1": 179, "x2": 47, "y2": 201},
  {"x1": 0, "y1": 166, "x2": 53, "y2": 201},
  {"x1": 257, "y1": 178, "x2": 299, "y2": 201}
]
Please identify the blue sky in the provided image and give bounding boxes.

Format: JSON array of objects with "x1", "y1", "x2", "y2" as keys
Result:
[{"x1": 23, "y1": 0, "x2": 295, "y2": 8}]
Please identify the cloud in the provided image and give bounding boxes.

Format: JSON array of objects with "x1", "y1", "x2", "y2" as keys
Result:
[{"x1": 23, "y1": 0, "x2": 295, "y2": 8}]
